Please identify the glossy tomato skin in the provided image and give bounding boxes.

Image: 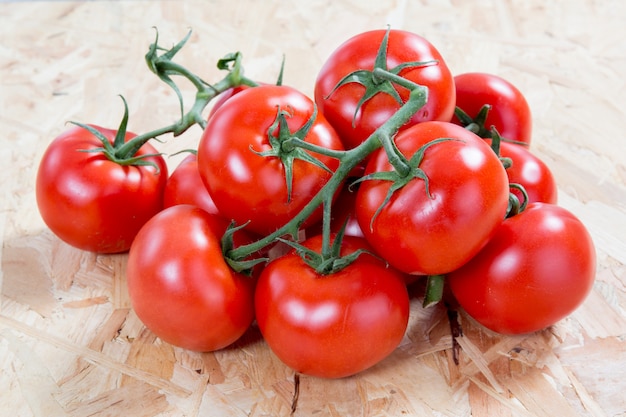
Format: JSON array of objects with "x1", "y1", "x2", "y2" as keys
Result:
[
  {"x1": 36, "y1": 125, "x2": 167, "y2": 253},
  {"x1": 163, "y1": 153, "x2": 220, "y2": 215},
  {"x1": 356, "y1": 121, "x2": 510, "y2": 276},
  {"x1": 452, "y1": 72, "x2": 532, "y2": 145},
  {"x1": 126, "y1": 205, "x2": 256, "y2": 351},
  {"x1": 198, "y1": 85, "x2": 344, "y2": 235},
  {"x1": 255, "y1": 235, "x2": 409, "y2": 378},
  {"x1": 447, "y1": 203, "x2": 596, "y2": 335},
  {"x1": 498, "y1": 141, "x2": 558, "y2": 204},
  {"x1": 208, "y1": 85, "x2": 253, "y2": 119},
  {"x1": 315, "y1": 29, "x2": 456, "y2": 149}
]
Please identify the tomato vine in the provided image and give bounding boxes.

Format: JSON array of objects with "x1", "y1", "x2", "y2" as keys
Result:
[{"x1": 38, "y1": 27, "x2": 596, "y2": 365}]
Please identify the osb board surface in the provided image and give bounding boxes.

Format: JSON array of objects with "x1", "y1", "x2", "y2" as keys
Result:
[{"x1": 1, "y1": 0, "x2": 625, "y2": 416}]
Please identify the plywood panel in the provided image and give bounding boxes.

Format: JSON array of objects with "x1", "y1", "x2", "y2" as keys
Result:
[{"x1": 1, "y1": 1, "x2": 625, "y2": 416}]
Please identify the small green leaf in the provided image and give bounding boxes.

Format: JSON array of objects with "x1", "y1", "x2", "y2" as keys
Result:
[
  {"x1": 69, "y1": 121, "x2": 115, "y2": 154},
  {"x1": 276, "y1": 54, "x2": 286, "y2": 86},
  {"x1": 161, "y1": 29, "x2": 192, "y2": 62},
  {"x1": 113, "y1": 95, "x2": 130, "y2": 149},
  {"x1": 146, "y1": 30, "x2": 193, "y2": 120},
  {"x1": 217, "y1": 52, "x2": 241, "y2": 71},
  {"x1": 453, "y1": 106, "x2": 475, "y2": 126}
]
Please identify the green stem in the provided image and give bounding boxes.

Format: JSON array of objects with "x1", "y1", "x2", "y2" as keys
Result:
[
  {"x1": 379, "y1": 132, "x2": 411, "y2": 177},
  {"x1": 157, "y1": 59, "x2": 213, "y2": 92},
  {"x1": 423, "y1": 274, "x2": 445, "y2": 308},
  {"x1": 280, "y1": 137, "x2": 348, "y2": 160},
  {"x1": 372, "y1": 67, "x2": 422, "y2": 91},
  {"x1": 114, "y1": 67, "x2": 257, "y2": 160},
  {"x1": 227, "y1": 74, "x2": 428, "y2": 263},
  {"x1": 321, "y1": 194, "x2": 333, "y2": 260}
]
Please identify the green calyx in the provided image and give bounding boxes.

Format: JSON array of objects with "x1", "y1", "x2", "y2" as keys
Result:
[
  {"x1": 455, "y1": 104, "x2": 493, "y2": 139},
  {"x1": 278, "y1": 221, "x2": 372, "y2": 275},
  {"x1": 75, "y1": 96, "x2": 163, "y2": 171},
  {"x1": 252, "y1": 105, "x2": 333, "y2": 203},
  {"x1": 352, "y1": 137, "x2": 457, "y2": 231},
  {"x1": 456, "y1": 104, "x2": 529, "y2": 147},
  {"x1": 325, "y1": 26, "x2": 437, "y2": 127}
]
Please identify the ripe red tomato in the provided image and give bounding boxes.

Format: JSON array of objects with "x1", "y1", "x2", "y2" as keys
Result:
[
  {"x1": 126, "y1": 205, "x2": 256, "y2": 351},
  {"x1": 163, "y1": 153, "x2": 220, "y2": 215},
  {"x1": 447, "y1": 203, "x2": 596, "y2": 335},
  {"x1": 498, "y1": 141, "x2": 558, "y2": 204},
  {"x1": 254, "y1": 234, "x2": 409, "y2": 378},
  {"x1": 208, "y1": 85, "x2": 253, "y2": 119},
  {"x1": 452, "y1": 72, "x2": 532, "y2": 145},
  {"x1": 36, "y1": 125, "x2": 167, "y2": 253},
  {"x1": 197, "y1": 85, "x2": 344, "y2": 235},
  {"x1": 356, "y1": 121, "x2": 510, "y2": 276},
  {"x1": 314, "y1": 29, "x2": 456, "y2": 149}
]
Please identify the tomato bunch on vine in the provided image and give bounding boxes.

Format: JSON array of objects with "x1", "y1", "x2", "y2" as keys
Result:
[{"x1": 36, "y1": 28, "x2": 595, "y2": 379}]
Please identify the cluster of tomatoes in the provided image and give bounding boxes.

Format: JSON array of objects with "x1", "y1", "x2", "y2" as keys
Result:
[{"x1": 35, "y1": 28, "x2": 596, "y2": 379}]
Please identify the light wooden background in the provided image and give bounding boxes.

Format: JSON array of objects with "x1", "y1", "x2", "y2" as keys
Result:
[{"x1": 1, "y1": 1, "x2": 626, "y2": 416}]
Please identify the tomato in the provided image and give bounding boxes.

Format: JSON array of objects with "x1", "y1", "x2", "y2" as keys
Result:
[
  {"x1": 255, "y1": 234, "x2": 409, "y2": 378},
  {"x1": 163, "y1": 153, "x2": 220, "y2": 215},
  {"x1": 209, "y1": 82, "x2": 272, "y2": 119},
  {"x1": 197, "y1": 85, "x2": 344, "y2": 235},
  {"x1": 35, "y1": 125, "x2": 167, "y2": 253},
  {"x1": 447, "y1": 203, "x2": 596, "y2": 334},
  {"x1": 314, "y1": 28, "x2": 456, "y2": 149},
  {"x1": 208, "y1": 85, "x2": 253, "y2": 119},
  {"x1": 452, "y1": 72, "x2": 532, "y2": 146},
  {"x1": 497, "y1": 141, "x2": 558, "y2": 204},
  {"x1": 126, "y1": 205, "x2": 256, "y2": 351},
  {"x1": 356, "y1": 121, "x2": 510, "y2": 276}
]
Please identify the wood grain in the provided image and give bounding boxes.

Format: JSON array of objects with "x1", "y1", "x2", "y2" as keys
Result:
[{"x1": 1, "y1": 1, "x2": 625, "y2": 416}]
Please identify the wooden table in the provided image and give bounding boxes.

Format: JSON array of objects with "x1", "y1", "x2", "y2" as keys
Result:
[{"x1": 1, "y1": 1, "x2": 625, "y2": 416}]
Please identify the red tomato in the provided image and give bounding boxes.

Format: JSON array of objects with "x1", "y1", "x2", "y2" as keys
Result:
[
  {"x1": 126, "y1": 205, "x2": 256, "y2": 351},
  {"x1": 452, "y1": 72, "x2": 532, "y2": 146},
  {"x1": 498, "y1": 141, "x2": 558, "y2": 204},
  {"x1": 164, "y1": 153, "x2": 220, "y2": 215},
  {"x1": 447, "y1": 203, "x2": 596, "y2": 335},
  {"x1": 208, "y1": 85, "x2": 253, "y2": 119},
  {"x1": 314, "y1": 29, "x2": 456, "y2": 149},
  {"x1": 197, "y1": 85, "x2": 344, "y2": 235},
  {"x1": 36, "y1": 125, "x2": 167, "y2": 253},
  {"x1": 356, "y1": 121, "x2": 510, "y2": 276},
  {"x1": 255, "y1": 234, "x2": 409, "y2": 378}
]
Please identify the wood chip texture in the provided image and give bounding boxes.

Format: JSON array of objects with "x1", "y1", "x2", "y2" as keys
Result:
[{"x1": 1, "y1": 1, "x2": 625, "y2": 416}]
